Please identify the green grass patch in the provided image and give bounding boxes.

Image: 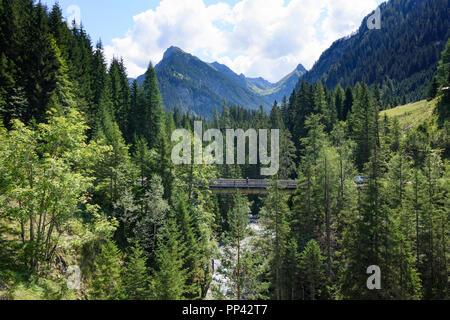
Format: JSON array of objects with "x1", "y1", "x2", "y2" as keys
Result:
[{"x1": 380, "y1": 99, "x2": 437, "y2": 130}]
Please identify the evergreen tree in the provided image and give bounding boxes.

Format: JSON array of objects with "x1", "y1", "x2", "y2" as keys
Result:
[
  {"x1": 151, "y1": 212, "x2": 188, "y2": 300},
  {"x1": 94, "y1": 97, "x2": 134, "y2": 210},
  {"x1": 216, "y1": 194, "x2": 250, "y2": 300},
  {"x1": 134, "y1": 175, "x2": 169, "y2": 262},
  {"x1": 349, "y1": 82, "x2": 379, "y2": 170},
  {"x1": 335, "y1": 84, "x2": 345, "y2": 121},
  {"x1": 435, "y1": 39, "x2": 450, "y2": 126},
  {"x1": 140, "y1": 62, "x2": 164, "y2": 150},
  {"x1": 22, "y1": 3, "x2": 60, "y2": 123},
  {"x1": 90, "y1": 240, "x2": 124, "y2": 300},
  {"x1": 174, "y1": 193, "x2": 202, "y2": 299},
  {"x1": 260, "y1": 181, "x2": 291, "y2": 300},
  {"x1": 299, "y1": 239, "x2": 325, "y2": 300},
  {"x1": 342, "y1": 85, "x2": 353, "y2": 122},
  {"x1": 123, "y1": 241, "x2": 150, "y2": 300}
]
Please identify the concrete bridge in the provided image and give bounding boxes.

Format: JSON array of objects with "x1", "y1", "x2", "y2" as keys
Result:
[{"x1": 209, "y1": 179, "x2": 297, "y2": 194}]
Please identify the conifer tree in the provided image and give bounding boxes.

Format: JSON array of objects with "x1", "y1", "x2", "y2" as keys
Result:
[
  {"x1": 134, "y1": 175, "x2": 169, "y2": 262},
  {"x1": 416, "y1": 151, "x2": 448, "y2": 299},
  {"x1": 94, "y1": 97, "x2": 134, "y2": 209},
  {"x1": 435, "y1": 39, "x2": 450, "y2": 126},
  {"x1": 90, "y1": 240, "x2": 124, "y2": 300},
  {"x1": 260, "y1": 181, "x2": 291, "y2": 299},
  {"x1": 108, "y1": 58, "x2": 130, "y2": 140},
  {"x1": 123, "y1": 241, "x2": 150, "y2": 300},
  {"x1": 22, "y1": 3, "x2": 60, "y2": 124},
  {"x1": 151, "y1": 212, "x2": 188, "y2": 300},
  {"x1": 140, "y1": 62, "x2": 164, "y2": 150},
  {"x1": 217, "y1": 193, "x2": 250, "y2": 300},
  {"x1": 349, "y1": 82, "x2": 378, "y2": 170},
  {"x1": 89, "y1": 41, "x2": 108, "y2": 132},
  {"x1": 299, "y1": 239, "x2": 325, "y2": 300},
  {"x1": 174, "y1": 193, "x2": 202, "y2": 299},
  {"x1": 342, "y1": 85, "x2": 353, "y2": 122},
  {"x1": 335, "y1": 84, "x2": 345, "y2": 121}
]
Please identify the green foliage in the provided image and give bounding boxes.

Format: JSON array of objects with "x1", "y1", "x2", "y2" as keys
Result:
[
  {"x1": 0, "y1": 108, "x2": 106, "y2": 271},
  {"x1": 215, "y1": 194, "x2": 268, "y2": 300},
  {"x1": 134, "y1": 175, "x2": 169, "y2": 262},
  {"x1": 123, "y1": 241, "x2": 150, "y2": 300},
  {"x1": 299, "y1": 239, "x2": 325, "y2": 300},
  {"x1": 89, "y1": 239, "x2": 123, "y2": 300},
  {"x1": 435, "y1": 39, "x2": 450, "y2": 126},
  {"x1": 301, "y1": 0, "x2": 450, "y2": 104},
  {"x1": 260, "y1": 182, "x2": 291, "y2": 299},
  {"x1": 0, "y1": 0, "x2": 448, "y2": 301},
  {"x1": 151, "y1": 212, "x2": 188, "y2": 300},
  {"x1": 349, "y1": 82, "x2": 379, "y2": 170}
]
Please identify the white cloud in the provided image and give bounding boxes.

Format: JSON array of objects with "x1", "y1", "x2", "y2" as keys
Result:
[{"x1": 105, "y1": 0, "x2": 379, "y2": 82}]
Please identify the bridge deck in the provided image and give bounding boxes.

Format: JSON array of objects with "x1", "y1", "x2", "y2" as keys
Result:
[{"x1": 209, "y1": 179, "x2": 297, "y2": 194}]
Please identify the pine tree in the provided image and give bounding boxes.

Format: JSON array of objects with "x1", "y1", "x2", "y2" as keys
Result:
[
  {"x1": 174, "y1": 192, "x2": 202, "y2": 299},
  {"x1": 435, "y1": 39, "x2": 450, "y2": 126},
  {"x1": 22, "y1": 3, "x2": 60, "y2": 124},
  {"x1": 151, "y1": 212, "x2": 188, "y2": 300},
  {"x1": 339, "y1": 143, "x2": 385, "y2": 299},
  {"x1": 342, "y1": 85, "x2": 353, "y2": 122},
  {"x1": 384, "y1": 152, "x2": 422, "y2": 299},
  {"x1": 217, "y1": 193, "x2": 250, "y2": 300},
  {"x1": 299, "y1": 239, "x2": 325, "y2": 300},
  {"x1": 46, "y1": 38, "x2": 76, "y2": 113},
  {"x1": 123, "y1": 241, "x2": 150, "y2": 300},
  {"x1": 140, "y1": 62, "x2": 164, "y2": 150},
  {"x1": 416, "y1": 151, "x2": 448, "y2": 299},
  {"x1": 292, "y1": 81, "x2": 314, "y2": 152},
  {"x1": 134, "y1": 175, "x2": 170, "y2": 263},
  {"x1": 89, "y1": 41, "x2": 108, "y2": 134},
  {"x1": 108, "y1": 58, "x2": 130, "y2": 141},
  {"x1": 335, "y1": 84, "x2": 345, "y2": 121},
  {"x1": 94, "y1": 97, "x2": 134, "y2": 210},
  {"x1": 349, "y1": 82, "x2": 378, "y2": 170},
  {"x1": 260, "y1": 181, "x2": 291, "y2": 300},
  {"x1": 133, "y1": 136, "x2": 156, "y2": 190},
  {"x1": 90, "y1": 240, "x2": 124, "y2": 300},
  {"x1": 278, "y1": 129, "x2": 296, "y2": 179}
]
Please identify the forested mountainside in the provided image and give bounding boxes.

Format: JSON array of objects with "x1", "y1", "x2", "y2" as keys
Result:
[
  {"x1": 0, "y1": 0, "x2": 449, "y2": 301},
  {"x1": 300, "y1": 0, "x2": 450, "y2": 107},
  {"x1": 210, "y1": 61, "x2": 306, "y2": 105},
  {"x1": 143, "y1": 46, "x2": 270, "y2": 117},
  {"x1": 134, "y1": 46, "x2": 305, "y2": 118}
]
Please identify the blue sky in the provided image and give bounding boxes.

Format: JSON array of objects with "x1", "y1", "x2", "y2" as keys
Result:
[
  {"x1": 41, "y1": 1, "x2": 161, "y2": 44},
  {"x1": 41, "y1": 0, "x2": 385, "y2": 81}
]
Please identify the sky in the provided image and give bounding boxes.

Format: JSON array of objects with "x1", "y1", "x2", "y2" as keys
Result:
[{"x1": 41, "y1": 0, "x2": 385, "y2": 82}]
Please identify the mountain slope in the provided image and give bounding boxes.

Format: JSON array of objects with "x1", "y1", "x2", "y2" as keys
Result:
[
  {"x1": 380, "y1": 99, "x2": 437, "y2": 130},
  {"x1": 263, "y1": 64, "x2": 307, "y2": 103},
  {"x1": 144, "y1": 47, "x2": 270, "y2": 117},
  {"x1": 300, "y1": 0, "x2": 450, "y2": 103},
  {"x1": 210, "y1": 61, "x2": 306, "y2": 104},
  {"x1": 135, "y1": 47, "x2": 305, "y2": 117}
]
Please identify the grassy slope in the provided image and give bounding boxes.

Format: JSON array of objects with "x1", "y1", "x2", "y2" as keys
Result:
[
  {"x1": 380, "y1": 99, "x2": 437, "y2": 130},
  {"x1": 0, "y1": 217, "x2": 88, "y2": 300}
]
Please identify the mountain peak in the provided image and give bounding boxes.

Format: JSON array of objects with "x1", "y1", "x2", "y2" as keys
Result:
[
  {"x1": 296, "y1": 64, "x2": 306, "y2": 73},
  {"x1": 163, "y1": 46, "x2": 184, "y2": 59}
]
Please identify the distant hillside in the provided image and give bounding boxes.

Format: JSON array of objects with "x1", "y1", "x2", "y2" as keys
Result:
[
  {"x1": 380, "y1": 99, "x2": 437, "y2": 130},
  {"x1": 134, "y1": 47, "x2": 305, "y2": 118},
  {"x1": 262, "y1": 64, "x2": 307, "y2": 103},
  {"x1": 210, "y1": 61, "x2": 306, "y2": 104},
  {"x1": 300, "y1": 0, "x2": 450, "y2": 104}
]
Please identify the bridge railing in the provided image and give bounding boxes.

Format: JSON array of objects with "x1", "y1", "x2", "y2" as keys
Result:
[{"x1": 209, "y1": 179, "x2": 297, "y2": 190}]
